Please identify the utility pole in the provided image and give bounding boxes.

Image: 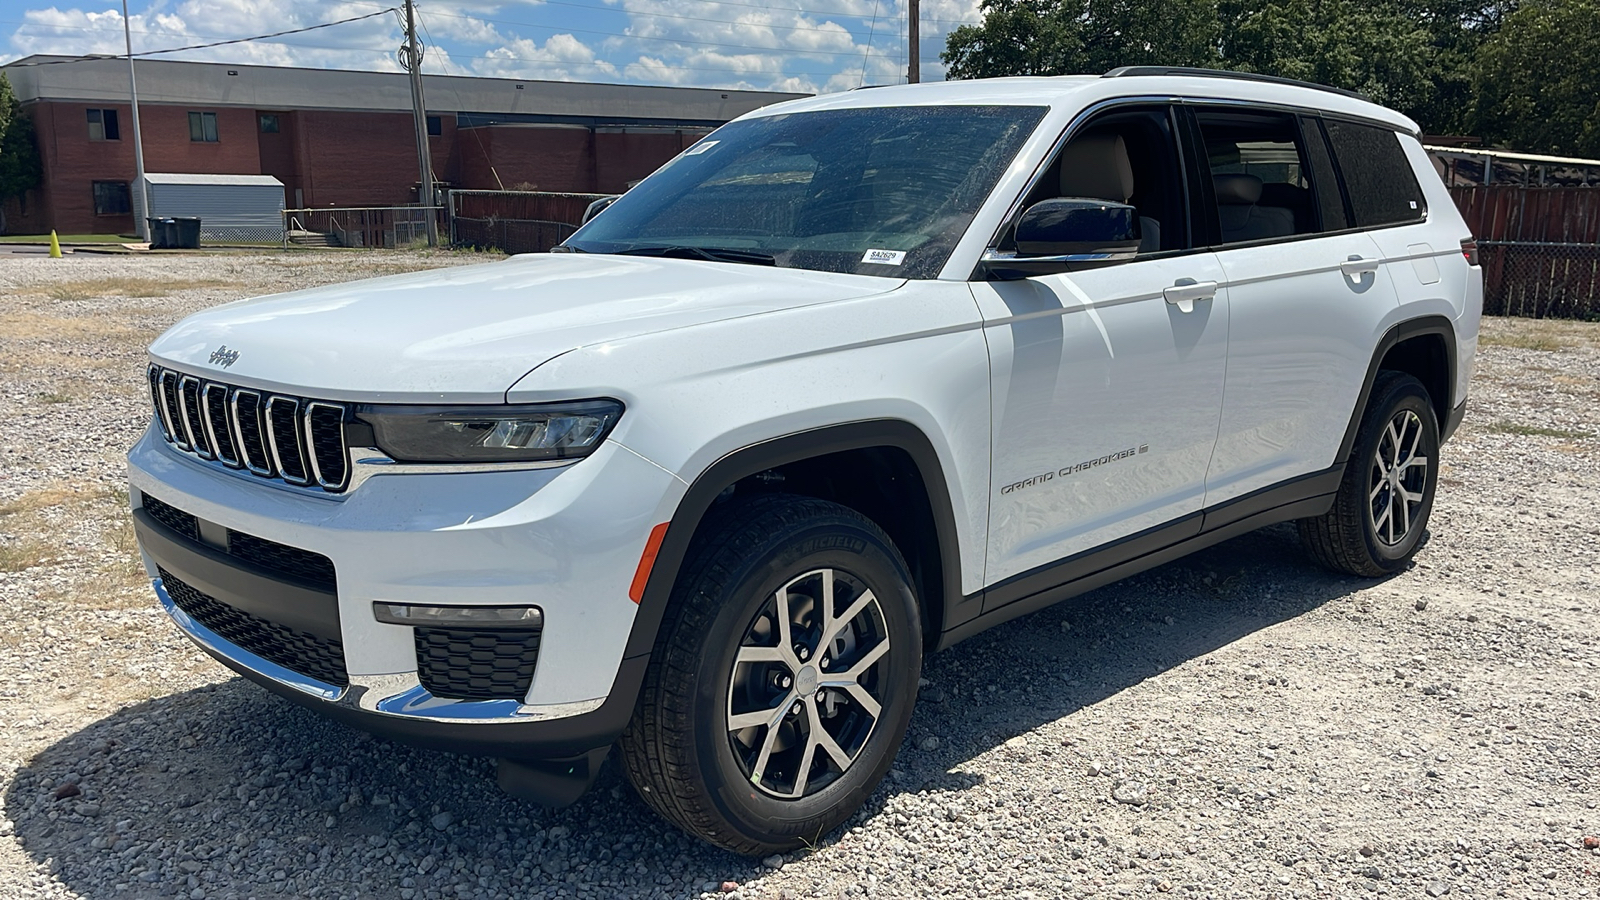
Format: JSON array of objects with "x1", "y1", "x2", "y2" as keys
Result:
[
  {"x1": 907, "y1": 0, "x2": 919, "y2": 83},
  {"x1": 401, "y1": 0, "x2": 439, "y2": 247},
  {"x1": 122, "y1": 0, "x2": 151, "y2": 239}
]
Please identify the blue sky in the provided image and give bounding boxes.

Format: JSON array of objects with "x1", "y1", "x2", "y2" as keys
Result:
[{"x1": 0, "y1": 0, "x2": 984, "y2": 94}]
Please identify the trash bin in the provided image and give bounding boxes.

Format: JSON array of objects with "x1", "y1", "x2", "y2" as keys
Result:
[
  {"x1": 146, "y1": 217, "x2": 176, "y2": 249},
  {"x1": 171, "y1": 216, "x2": 201, "y2": 249}
]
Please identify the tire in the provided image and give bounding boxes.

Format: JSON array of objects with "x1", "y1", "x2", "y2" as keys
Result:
[
  {"x1": 620, "y1": 493, "x2": 922, "y2": 855},
  {"x1": 1299, "y1": 371, "x2": 1440, "y2": 577}
]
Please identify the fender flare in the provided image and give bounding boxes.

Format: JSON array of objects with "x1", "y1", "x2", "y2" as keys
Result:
[
  {"x1": 620, "y1": 419, "x2": 966, "y2": 662},
  {"x1": 1336, "y1": 315, "x2": 1458, "y2": 463}
]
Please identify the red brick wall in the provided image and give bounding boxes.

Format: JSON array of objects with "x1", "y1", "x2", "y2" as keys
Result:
[
  {"x1": 595, "y1": 130, "x2": 693, "y2": 193},
  {"x1": 459, "y1": 125, "x2": 596, "y2": 192},
  {"x1": 294, "y1": 110, "x2": 456, "y2": 208}
]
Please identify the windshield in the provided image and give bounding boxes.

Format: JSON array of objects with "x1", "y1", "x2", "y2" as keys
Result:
[{"x1": 563, "y1": 105, "x2": 1047, "y2": 279}]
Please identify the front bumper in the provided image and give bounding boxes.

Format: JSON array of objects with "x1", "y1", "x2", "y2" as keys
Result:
[{"x1": 128, "y1": 423, "x2": 682, "y2": 758}]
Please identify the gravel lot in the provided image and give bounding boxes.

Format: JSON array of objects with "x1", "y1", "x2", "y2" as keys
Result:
[{"x1": 1, "y1": 251, "x2": 1597, "y2": 900}]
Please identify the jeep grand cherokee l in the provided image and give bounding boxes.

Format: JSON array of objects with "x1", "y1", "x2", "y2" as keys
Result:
[{"x1": 129, "y1": 67, "x2": 1481, "y2": 854}]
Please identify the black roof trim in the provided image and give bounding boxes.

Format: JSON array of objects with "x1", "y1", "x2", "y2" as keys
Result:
[{"x1": 1102, "y1": 66, "x2": 1371, "y2": 102}]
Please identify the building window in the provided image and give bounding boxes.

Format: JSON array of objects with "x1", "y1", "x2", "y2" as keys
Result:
[
  {"x1": 188, "y1": 111, "x2": 219, "y2": 142},
  {"x1": 86, "y1": 108, "x2": 120, "y2": 141},
  {"x1": 259, "y1": 114, "x2": 280, "y2": 134},
  {"x1": 426, "y1": 115, "x2": 442, "y2": 136},
  {"x1": 92, "y1": 181, "x2": 131, "y2": 216}
]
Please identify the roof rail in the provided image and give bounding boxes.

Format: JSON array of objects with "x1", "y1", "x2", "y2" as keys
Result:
[{"x1": 1102, "y1": 66, "x2": 1370, "y2": 102}]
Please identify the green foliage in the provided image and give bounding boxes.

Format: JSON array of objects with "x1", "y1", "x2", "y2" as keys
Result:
[
  {"x1": 0, "y1": 74, "x2": 44, "y2": 208},
  {"x1": 941, "y1": 0, "x2": 1600, "y2": 154},
  {"x1": 1469, "y1": 0, "x2": 1600, "y2": 156},
  {"x1": 943, "y1": 0, "x2": 1220, "y2": 80}
]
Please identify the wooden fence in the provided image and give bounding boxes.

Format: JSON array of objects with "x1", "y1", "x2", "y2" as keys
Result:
[{"x1": 1449, "y1": 185, "x2": 1600, "y2": 319}]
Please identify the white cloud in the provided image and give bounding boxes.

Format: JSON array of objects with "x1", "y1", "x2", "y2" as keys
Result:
[{"x1": 3, "y1": 0, "x2": 987, "y2": 91}]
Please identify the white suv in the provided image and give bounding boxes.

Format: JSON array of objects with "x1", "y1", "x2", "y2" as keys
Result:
[{"x1": 128, "y1": 68, "x2": 1481, "y2": 854}]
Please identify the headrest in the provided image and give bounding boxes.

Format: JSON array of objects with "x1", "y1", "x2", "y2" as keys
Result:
[
  {"x1": 1213, "y1": 173, "x2": 1263, "y2": 205},
  {"x1": 1058, "y1": 134, "x2": 1134, "y2": 202}
]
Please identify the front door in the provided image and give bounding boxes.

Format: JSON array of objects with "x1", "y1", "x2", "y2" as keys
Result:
[{"x1": 972, "y1": 104, "x2": 1229, "y2": 602}]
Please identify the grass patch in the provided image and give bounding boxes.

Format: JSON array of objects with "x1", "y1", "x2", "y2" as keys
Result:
[
  {"x1": 0, "y1": 233, "x2": 133, "y2": 244},
  {"x1": 0, "y1": 539, "x2": 55, "y2": 573},
  {"x1": 0, "y1": 309, "x2": 147, "y2": 342},
  {"x1": 26, "y1": 277, "x2": 225, "y2": 302},
  {"x1": 1489, "y1": 421, "x2": 1593, "y2": 439},
  {"x1": 36, "y1": 391, "x2": 74, "y2": 404},
  {"x1": 1479, "y1": 331, "x2": 1567, "y2": 352},
  {"x1": 1480, "y1": 317, "x2": 1600, "y2": 352}
]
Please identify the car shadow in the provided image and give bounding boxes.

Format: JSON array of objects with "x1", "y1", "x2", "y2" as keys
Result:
[{"x1": 5, "y1": 523, "x2": 1392, "y2": 898}]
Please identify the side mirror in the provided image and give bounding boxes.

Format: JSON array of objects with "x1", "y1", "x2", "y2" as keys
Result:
[
  {"x1": 581, "y1": 195, "x2": 618, "y2": 225},
  {"x1": 982, "y1": 198, "x2": 1141, "y2": 279}
]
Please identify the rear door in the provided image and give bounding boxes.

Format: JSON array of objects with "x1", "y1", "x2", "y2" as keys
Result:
[{"x1": 1190, "y1": 108, "x2": 1402, "y2": 508}]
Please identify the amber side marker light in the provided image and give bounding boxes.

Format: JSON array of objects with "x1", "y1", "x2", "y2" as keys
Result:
[{"x1": 629, "y1": 523, "x2": 671, "y2": 604}]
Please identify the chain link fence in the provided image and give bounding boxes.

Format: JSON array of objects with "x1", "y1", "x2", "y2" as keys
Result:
[
  {"x1": 1480, "y1": 241, "x2": 1600, "y2": 320},
  {"x1": 448, "y1": 191, "x2": 613, "y2": 255},
  {"x1": 283, "y1": 207, "x2": 444, "y2": 249}
]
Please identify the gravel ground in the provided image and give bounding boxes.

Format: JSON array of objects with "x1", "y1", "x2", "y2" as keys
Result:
[{"x1": 1, "y1": 252, "x2": 1598, "y2": 900}]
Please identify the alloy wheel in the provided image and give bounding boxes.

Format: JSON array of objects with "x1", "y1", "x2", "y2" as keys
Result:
[
  {"x1": 726, "y1": 567, "x2": 890, "y2": 799},
  {"x1": 1367, "y1": 409, "x2": 1429, "y2": 546}
]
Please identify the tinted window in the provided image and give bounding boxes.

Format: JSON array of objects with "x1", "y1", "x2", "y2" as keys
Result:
[
  {"x1": 567, "y1": 106, "x2": 1047, "y2": 279},
  {"x1": 259, "y1": 114, "x2": 280, "y2": 134},
  {"x1": 189, "y1": 111, "x2": 219, "y2": 142},
  {"x1": 92, "y1": 181, "x2": 130, "y2": 215},
  {"x1": 87, "y1": 108, "x2": 119, "y2": 141},
  {"x1": 1298, "y1": 117, "x2": 1349, "y2": 231},
  {"x1": 1195, "y1": 111, "x2": 1320, "y2": 245},
  {"x1": 1323, "y1": 121, "x2": 1426, "y2": 227}
]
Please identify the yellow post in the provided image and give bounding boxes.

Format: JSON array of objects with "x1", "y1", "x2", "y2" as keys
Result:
[{"x1": 47, "y1": 230, "x2": 62, "y2": 258}]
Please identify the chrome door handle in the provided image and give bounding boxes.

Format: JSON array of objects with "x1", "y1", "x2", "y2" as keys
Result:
[
  {"x1": 1163, "y1": 279, "x2": 1218, "y2": 313},
  {"x1": 1339, "y1": 255, "x2": 1380, "y2": 276}
]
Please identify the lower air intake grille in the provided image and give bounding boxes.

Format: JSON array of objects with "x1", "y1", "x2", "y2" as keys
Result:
[
  {"x1": 141, "y1": 493, "x2": 199, "y2": 542},
  {"x1": 225, "y1": 530, "x2": 337, "y2": 592},
  {"x1": 160, "y1": 567, "x2": 349, "y2": 687},
  {"x1": 415, "y1": 628, "x2": 541, "y2": 702}
]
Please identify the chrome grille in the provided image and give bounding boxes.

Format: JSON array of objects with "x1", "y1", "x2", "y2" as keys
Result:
[{"x1": 146, "y1": 365, "x2": 350, "y2": 493}]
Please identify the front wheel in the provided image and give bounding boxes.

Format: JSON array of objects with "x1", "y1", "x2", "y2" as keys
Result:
[
  {"x1": 1300, "y1": 371, "x2": 1440, "y2": 576},
  {"x1": 620, "y1": 494, "x2": 921, "y2": 855}
]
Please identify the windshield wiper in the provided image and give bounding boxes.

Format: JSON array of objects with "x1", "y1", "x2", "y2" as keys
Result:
[{"x1": 608, "y1": 245, "x2": 776, "y2": 266}]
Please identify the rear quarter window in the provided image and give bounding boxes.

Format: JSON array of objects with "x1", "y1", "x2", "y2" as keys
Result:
[{"x1": 1324, "y1": 121, "x2": 1427, "y2": 228}]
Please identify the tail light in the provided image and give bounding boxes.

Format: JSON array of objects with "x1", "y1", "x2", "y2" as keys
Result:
[{"x1": 1461, "y1": 238, "x2": 1479, "y2": 266}]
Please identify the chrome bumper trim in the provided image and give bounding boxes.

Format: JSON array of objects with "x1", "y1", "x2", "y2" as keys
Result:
[
  {"x1": 156, "y1": 576, "x2": 342, "y2": 701},
  {"x1": 155, "y1": 577, "x2": 604, "y2": 725}
]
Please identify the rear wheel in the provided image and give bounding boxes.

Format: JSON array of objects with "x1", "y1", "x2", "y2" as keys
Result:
[
  {"x1": 1300, "y1": 371, "x2": 1439, "y2": 576},
  {"x1": 620, "y1": 494, "x2": 921, "y2": 855}
]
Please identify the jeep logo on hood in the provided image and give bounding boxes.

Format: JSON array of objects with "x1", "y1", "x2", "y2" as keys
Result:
[{"x1": 208, "y1": 345, "x2": 241, "y2": 369}]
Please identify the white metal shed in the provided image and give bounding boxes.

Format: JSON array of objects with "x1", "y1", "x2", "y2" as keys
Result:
[{"x1": 131, "y1": 173, "x2": 285, "y2": 243}]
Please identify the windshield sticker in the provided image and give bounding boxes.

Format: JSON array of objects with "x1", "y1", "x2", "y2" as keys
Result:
[
  {"x1": 684, "y1": 140, "x2": 719, "y2": 156},
  {"x1": 861, "y1": 248, "x2": 906, "y2": 266}
]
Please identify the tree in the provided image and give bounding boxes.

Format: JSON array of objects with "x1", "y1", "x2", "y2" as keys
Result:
[
  {"x1": 943, "y1": 0, "x2": 1221, "y2": 81},
  {"x1": 1469, "y1": 0, "x2": 1600, "y2": 156},
  {"x1": 0, "y1": 73, "x2": 44, "y2": 235}
]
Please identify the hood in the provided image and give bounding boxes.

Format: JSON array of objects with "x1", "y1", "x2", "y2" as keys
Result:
[{"x1": 148, "y1": 254, "x2": 905, "y2": 402}]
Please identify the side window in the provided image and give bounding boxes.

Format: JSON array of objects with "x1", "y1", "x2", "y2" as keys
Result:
[
  {"x1": 1322, "y1": 121, "x2": 1427, "y2": 227},
  {"x1": 1194, "y1": 111, "x2": 1321, "y2": 245},
  {"x1": 1007, "y1": 104, "x2": 1188, "y2": 255},
  {"x1": 1298, "y1": 117, "x2": 1349, "y2": 231}
]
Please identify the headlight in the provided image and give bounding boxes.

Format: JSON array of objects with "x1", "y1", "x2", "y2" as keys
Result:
[{"x1": 353, "y1": 399, "x2": 623, "y2": 463}]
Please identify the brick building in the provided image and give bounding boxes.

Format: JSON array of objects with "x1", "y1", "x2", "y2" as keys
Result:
[{"x1": 0, "y1": 55, "x2": 805, "y2": 235}]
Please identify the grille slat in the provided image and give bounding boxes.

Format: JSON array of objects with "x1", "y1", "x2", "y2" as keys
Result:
[
  {"x1": 416, "y1": 628, "x2": 542, "y2": 702},
  {"x1": 160, "y1": 566, "x2": 348, "y2": 687},
  {"x1": 266, "y1": 396, "x2": 310, "y2": 485},
  {"x1": 202, "y1": 383, "x2": 240, "y2": 467},
  {"x1": 178, "y1": 376, "x2": 213, "y2": 459},
  {"x1": 147, "y1": 367, "x2": 348, "y2": 493}
]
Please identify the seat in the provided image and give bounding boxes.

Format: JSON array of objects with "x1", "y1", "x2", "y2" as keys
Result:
[
  {"x1": 1057, "y1": 134, "x2": 1161, "y2": 254},
  {"x1": 1213, "y1": 174, "x2": 1296, "y2": 243}
]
